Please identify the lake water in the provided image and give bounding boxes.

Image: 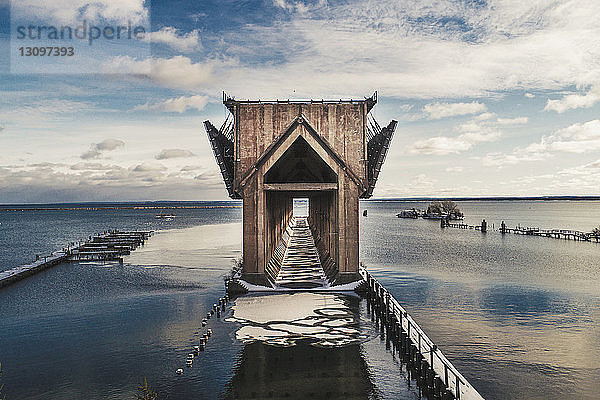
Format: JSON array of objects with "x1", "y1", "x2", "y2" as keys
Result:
[{"x1": 1, "y1": 200, "x2": 599, "y2": 399}]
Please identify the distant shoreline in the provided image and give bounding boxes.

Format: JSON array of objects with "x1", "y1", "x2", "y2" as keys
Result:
[
  {"x1": 370, "y1": 196, "x2": 600, "y2": 201},
  {"x1": 0, "y1": 196, "x2": 599, "y2": 210}
]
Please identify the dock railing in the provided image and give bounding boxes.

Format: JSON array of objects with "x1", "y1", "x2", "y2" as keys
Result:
[{"x1": 360, "y1": 267, "x2": 485, "y2": 400}]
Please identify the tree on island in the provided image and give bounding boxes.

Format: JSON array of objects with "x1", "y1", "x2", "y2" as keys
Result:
[
  {"x1": 592, "y1": 226, "x2": 600, "y2": 236},
  {"x1": 426, "y1": 200, "x2": 463, "y2": 218}
]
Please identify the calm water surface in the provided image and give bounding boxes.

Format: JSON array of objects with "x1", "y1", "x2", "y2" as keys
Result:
[
  {"x1": 1, "y1": 200, "x2": 599, "y2": 399},
  {"x1": 361, "y1": 200, "x2": 600, "y2": 400},
  {"x1": 0, "y1": 202, "x2": 414, "y2": 400}
]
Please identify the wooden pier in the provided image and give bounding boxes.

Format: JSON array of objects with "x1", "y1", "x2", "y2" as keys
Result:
[
  {"x1": 444, "y1": 222, "x2": 486, "y2": 232},
  {"x1": 70, "y1": 231, "x2": 151, "y2": 261},
  {"x1": 0, "y1": 251, "x2": 69, "y2": 288},
  {"x1": 499, "y1": 221, "x2": 600, "y2": 242},
  {"x1": 0, "y1": 230, "x2": 152, "y2": 288},
  {"x1": 206, "y1": 92, "x2": 396, "y2": 286},
  {"x1": 273, "y1": 217, "x2": 330, "y2": 289},
  {"x1": 441, "y1": 219, "x2": 600, "y2": 243},
  {"x1": 361, "y1": 267, "x2": 484, "y2": 400}
]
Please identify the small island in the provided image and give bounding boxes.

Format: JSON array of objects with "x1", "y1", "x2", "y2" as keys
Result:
[{"x1": 397, "y1": 200, "x2": 464, "y2": 220}]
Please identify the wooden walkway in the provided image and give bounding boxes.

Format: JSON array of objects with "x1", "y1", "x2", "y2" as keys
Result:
[
  {"x1": 500, "y1": 225, "x2": 600, "y2": 242},
  {"x1": 275, "y1": 217, "x2": 329, "y2": 290},
  {"x1": 0, "y1": 230, "x2": 152, "y2": 288},
  {"x1": 0, "y1": 251, "x2": 69, "y2": 288},
  {"x1": 361, "y1": 267, "x2": 485, "y2": 400}
]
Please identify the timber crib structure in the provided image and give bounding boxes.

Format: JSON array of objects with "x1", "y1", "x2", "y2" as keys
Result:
[{"x1": 205, "y1": 92, "x2": 396, "y2": 289}]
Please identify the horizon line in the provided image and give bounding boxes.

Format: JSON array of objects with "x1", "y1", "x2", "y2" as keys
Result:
[{"x1": 1, "y1": 195, "x2": 600, "y2": 207}]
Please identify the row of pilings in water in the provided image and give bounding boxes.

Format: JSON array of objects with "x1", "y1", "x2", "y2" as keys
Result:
[
  {"x1": 178, "y1": 295, "x2": 230, "y2": 374},
  {"x1": 362, "y1": 269, "x2": 484, "y2": 400}
]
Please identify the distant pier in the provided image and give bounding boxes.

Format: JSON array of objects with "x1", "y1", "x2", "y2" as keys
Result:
[
  {"x1": 0, "y1": 230, "x2": 152, "y2": 288},
  {"x1": 439, "y1": 218, "x2": 600, "y2": 243},
  {"x1": 498, "y1": 221, "x2": 600, "y2": 242}
]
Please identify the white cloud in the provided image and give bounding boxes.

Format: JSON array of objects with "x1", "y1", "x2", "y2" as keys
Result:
[
  {"x1": 521, "y1": 159, "x2": 600, "y2": 194},
  {"x1": 526, "y1": 120, "x2": 600, "y2": 154},
  {"x1": 424, "y1": 102, "x2": 487, "y2": 120},
  {"x1": 135, "y1": 95, "x2": 208, "y2": 113},
  {"x1": 445, "y1": 166, "x2": 464, "y2": 173},
  {"x1": 478, "y1": 119, "x2": 600, "y2": 166},
  {"x1": 0, "y1": 160, "x2": 226, "y2": 203},
  {"x1": 190, "y1": 0, "x2": 600, "y2": 100},
  {"x1": 525, "y1": 93, "x2": 536, "y2": 98},
  {"x1": 194, "y1": 170, "x2": 222, "y2": 182},
  {"x1": 16, "y1": 0, "x2": 600, "y2": 102},
  {"x1": 412, "y1": 136, "x2": 472, "y2": 155},
  {"x1": 95, "y1": 139, "x2": 125, "y2": 151},
  {"x1": 181, "y1": 165, "x2": 201, "y2": 172},
  {"x1": 90, "y1": 1, "x2": 600, "y2": 99},
  {"x1": 412, "y1": 121, "x2": 500, "y2": 155},
  {"x1": 544, "y1": 86, "x2": 600, "y2": 113},
  {"x1": 70, "y1": 162, "x2": 115, "y2": 171},
  {"x1": 101, "y1": 56, "x2": 225, "y2": 88},
  {"x1": 132, "y1": 163, "x2": 167, "y2": 172},
  {"x1": 143, "y1": 27, "x2": 201, "y2": 52},
  {"x1": 273, "y1": 0, "x2": 327, "y2": 14},
  {"x1": 0, "y1": 100, "x2": 93, "y2": 122},
  {"x1": 14, "y1": 0, "x2": 148, "y2": 24},
  {"x1": 75, "y1": 0, "x2": 600, "y2": 105},
  {"x1": 155, "y1": 149, "x2": 196, "y2": 160},
  {"x1": 473, "y1": 112, "x2": 497, "y2": 121},
  {"x1": 81, "y1": 138, "x2": 125, "y2": 159},
  {"x1": 496, "y1": 117, "x2": 529, "y2": 125},
  {"x1": 558, "y1": 159, "x2": 600, "y2": 176},
  {"x1": 478, "y1": 151, "x2": 544, "y2": 167}
]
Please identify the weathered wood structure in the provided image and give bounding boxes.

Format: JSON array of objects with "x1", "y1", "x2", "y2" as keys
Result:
[{"x1": 205, "y1": 92, "x2": 396, "y2": 287}]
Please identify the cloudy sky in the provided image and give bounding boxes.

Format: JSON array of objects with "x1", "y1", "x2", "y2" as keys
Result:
[{"x1": 0, "y1": 0, "x2": 599, "y2": 203}]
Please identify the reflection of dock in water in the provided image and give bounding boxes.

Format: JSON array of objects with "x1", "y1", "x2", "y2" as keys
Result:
[
  {"x1": 225, "y1": 341, "x2": 376, "y2": 399},
  {"x1": 220, "y1": 287, "x2": 484, "y2": 400},
  {"x1": 224, "y1": 292, "x2": 414, "y2": 399}
]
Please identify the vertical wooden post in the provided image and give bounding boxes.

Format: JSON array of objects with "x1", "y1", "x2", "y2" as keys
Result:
[{"x1": 444, "y1": 364, "x2": 448, "y2": 387}]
